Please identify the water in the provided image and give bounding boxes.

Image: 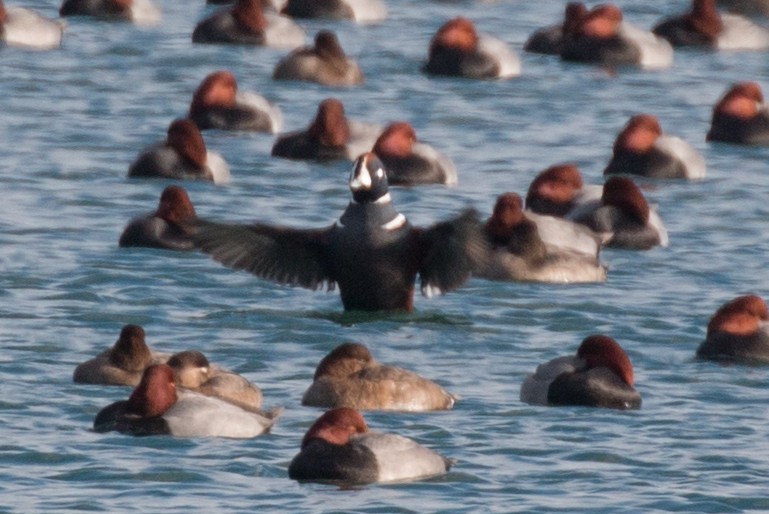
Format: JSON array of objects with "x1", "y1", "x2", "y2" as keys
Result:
[{"x1": 3, "y1": 0, "x2": 769, "y2": 511}]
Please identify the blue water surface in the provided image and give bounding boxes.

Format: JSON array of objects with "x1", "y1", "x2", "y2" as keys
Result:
[{"x1": 3, "y1": 0, "x2": 769, "y2": 512}]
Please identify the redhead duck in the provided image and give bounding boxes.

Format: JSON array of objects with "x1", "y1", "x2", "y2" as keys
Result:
[
  {"x1": 73, "y1": 325, "x2": 169, "y2": 386},
  {"x1": 271, "y1": 98, "x2": 382, "y2": 161},
  {"x1": 423, "y1": 17, "x2": 520, "y2": 79},
  {"x1": 653, "y1": 0, "x2": 769, "y2": 50},
  {"x1": 128, "y1": 119, "x2": 230, "y2": 184},
  {"x1": 569, "y1": 176, "x2": 668, "y2": 250},
  {"x1": 372, "y1": 122, "x2": 457, "y2": 186},
  {"x1": 167, "y1": 350, "x2": 264, "y2": 412},
  {"x1": 119, "y1": 185, "x2": 197, "y2": 250},
  {"x1": 192, "y1": 0, "x2": 305, "y2": 48},
  {"x1": 59, "y1": 0, "x2": 159, "y2": 25},
  {"x1": 475, "y1": 193, "x2": 606, "y2": 283},
  {"x1": 302, "y1": 343, "x2": 456, "y2": 411},
  {"x1": 184, "y1": 152, "x2": 487, "y2": 312},
  {"x1": 525, "y1": 163, "x2": 602, "y2": 218},
  {"x1": 189, "y1": 71, "x2": 282, "y2": 133},
  {"x1": 280, "y1": 0, "x2": 386, "y2": 23},
  {"x1": 560, "y1": 3, "x2": 673, "y2": 69},
  {"x1": 524, "y1": 2, "x2": 588, "y2": 55},
  {"x1": 697, "y1": 295, "x2": 769, "y2": 363},
  {"x1": 1, "y1": 0, "x2": 64, "y2": 49},
  {"x1": 288, "y1": 408, "x2": 453, "y2": 484},
  {"x1": 272, "y1": 30, "x2": 364, "y2": 87},
  {"x1": 707, "y1": 81, "x2": 769, "y2": 145},
  {"x1": 520, "y1": 334, "x2": 641, "y2": 410},
  {"x1": 93, "y1": 364, "x2": 280, "y2": 438},
  {"x1": 604, "y1": 114, "x2": 706, "y2": 179}
]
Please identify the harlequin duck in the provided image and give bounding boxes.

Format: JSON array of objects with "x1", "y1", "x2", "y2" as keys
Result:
[{"x1": 185, "y1": 152, "x2": 487, "y2": 312}]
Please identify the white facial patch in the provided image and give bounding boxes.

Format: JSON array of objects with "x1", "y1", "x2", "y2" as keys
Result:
[{"x1": 350, "y1": 161, "x2": 373, "y2": 191}]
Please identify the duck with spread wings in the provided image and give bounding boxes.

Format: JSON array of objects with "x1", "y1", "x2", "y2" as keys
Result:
[{"x1": 185, "y1": 152, "x2": 487, "y2": 312}]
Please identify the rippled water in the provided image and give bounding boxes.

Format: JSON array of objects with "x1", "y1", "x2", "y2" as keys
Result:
[{"x1": 4, "y1": 0, "x2": 769, "y2": 512}]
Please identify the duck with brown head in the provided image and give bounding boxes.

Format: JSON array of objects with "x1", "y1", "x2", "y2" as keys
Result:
[
  {"x1": 707, "y1": 81, "x2": 769, "y2": 145},
  {"x1": 119, "y1": 186, "x2": 198, "y2": 250},
  {"x1": 273, "y1": 30, "x2": 364, "y2": 86},
  {"x1": 192, "y1": 0, "x2": 304, "y2": 48},
  {"x1": 697, "y1": 295, "x2": 769, "y2": 363}
]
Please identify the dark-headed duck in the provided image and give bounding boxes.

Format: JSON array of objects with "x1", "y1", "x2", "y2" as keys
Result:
[
  {"x1": 288, "y1": 407, "x2": 453, "y2": 484},
  {"x1": 59, "y1": 0, "x2": 159, "y2": 25},
  {"x1": 568, "y1": 176, "x2": 668, "y2": 250},
  {"x1": 604, "y1": 114, "x2": 706, "y2": 179},
  {"x1": 475, "y1": 192, "x2": 606, "y2": 283},
  {"x1": 119, "y1": 185, "x2": 197, "y2": 250},
  {"x1": 524, "y1": 2, "x2": 588, "y2": 55},
  {"x1": 372, "y1": 121, "x2": 457, "y2": 186},
  {"x1": 653, "y1": 0, "x2": 769, "y2": 50},
  {"x1": 707, "y1": 81, "x2": 769, "y2": 145},
  {"x1": 189, "y1": 70, "x2": 282, "y2": 133},
  {"x1": 302, "y1": 342, "x2": 456, "y2": 411},
  {"x1": 192, "y1": 0, "x2": 304, "y2": 48},
  {"x1": 271, "y1": 98, "x2": 381, "y2": 161},
  {"x1": 272, "y1": 30, "x2": 364, "y2": 87},
  {"x1": 697, "y1": 294, "x2": 769, "y2": 363},
  {"x1": 520, "y1": 334, "x2": 641, "y2": 410},
  {"x1": 73, "y1": 324, "x2": 169, "y2": 386},
  {"x1": 560, "y1": 3, "x2": 673, "y2": 69},
  {"x1": 183, "y1": 152, "x2": 487, "y2": 312},
  {"x1": 423, "y1": 17, "x2": 520, "y2": 79},
  {"x1": 93, "y1": 364, "x2": 280, "y2": 437},
  {"x1": 280, "y1": 0, "x2": 386, "y2": 23},
  {"x1": 128, "y1": 119, "x2": 230, "y2": 184}
]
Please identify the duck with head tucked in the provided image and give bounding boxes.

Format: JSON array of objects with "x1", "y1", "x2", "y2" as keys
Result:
[
  {"x1": 520, "y1": 334, "x2": 641, "y2": 410},
  {"x1": 302, "y1": 342, "x2": 456, "y2": 411},
  {"x1": 288, "y1": 407, "x2": 453, "y2": 484},
  {"x1": 271, "y1": 98, "x2": 382, "y2": 161},
  {"x1": 423, "y1": 16, "x2": 520, "y2": 79},
  {"x1": 192, "y1": 0, "x2": 304, "y2": 48},
  {"x1": 93, "y1": 364, "x2": 280, "y2": 437},
  {"x1": 697, "y1": 294, "x2": 769, "y2": 364},
  {"x1": 273, "y1": 30, "x2": 364, "y2": 87},
  {"x1": 183, "y1": 152, "x2": 487, "y2": 312},
  {"x1": 707, "y1": 81, "x2": 769, "y2": 145},
  {"x1": 189, "y1": 71, "x2": 282, "y2": 133}
]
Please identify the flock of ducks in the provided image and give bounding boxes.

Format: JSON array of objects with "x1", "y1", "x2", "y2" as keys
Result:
[{"x1": 6, "y1": 0, "x2": 769, "y2": 486}]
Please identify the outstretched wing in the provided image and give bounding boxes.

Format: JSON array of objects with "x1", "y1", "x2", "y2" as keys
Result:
[
  {"x1": 417, "y1": 208, "x2": 489, "y2": 297},
  {"x1": 188, "y1": 219, "x2": 335, "y2": 291}
]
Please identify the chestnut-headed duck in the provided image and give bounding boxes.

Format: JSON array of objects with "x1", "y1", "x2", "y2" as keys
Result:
[
  {"x1": 302, "y1": 342, "x2": 456, "y2": 411},
  {"x1": 128, "y1": 119, "x2": 230, "y2": 184},
  {"x1": 697, "y1": 294, "x2": 769, "y2": 363},
  {"x1": 183, "y1": 152, "x2": 487, "y2": 312},
  {"x1": 560, "y1": 3, "x2": 673, "y2": 69},
  {"x1": 93, "y1": 364, "x2": 280, "y2": 438},
  {"x1": 167, "y1": 350, "x2": 264, "y2": 412},
  {"x1": 271, "y1": 98, "x2": 382, "y2": 161},
  {"x1": 524, "y1": 2, "x2": 588, "y2": 55},
  {"x1": 520, "y1": 334, "x2": 641, "y2": 410},
  {"x1": 475, "y1": 193, "x2": 607, "y2": 283},
  {"x1": 707, "y1": 81, "x2": 769, "y2": 145},
  {"x1": 119, "y1": 186, "x2": 197, "y2": 250},
  {"x1": 73, "y1": 324, "x2": 169, "y2": 386},
  {"x1": 2, "y1": 0, "x2": 64, "y2": 49},
  {"x1": 569, "y1": 176, "x2": 668, "y2": 250},
  {"x1": 288, "y1": 408, "x2": 453, "y2": 484},
  {"x1": 272, "y1": 30, "x2": 364, "y2": 87},
  {"x1": 59, "y1": 0, "x2": 159, "y2": 25},
  {"x1": 525, "y1": 163, "x2": 603, "y2": 218},
  {"x1": 604, "y1": 114, "x2": 706, "y2": 179},
  {"x1": 423, "y1": 17, "x2": 520, "y2": 79},
  {"x1": 192, "y1": 0, "x2": 304, "y2": 48},
  {"x1": 653, "y1": 0, "x2": 769, "y2": 50},
  {"x1": 189, "y1": 71, "x2": 282, "y2": 133},
  {"x1": 280, "y1": 0, "x2": 386, "y2": 24},
  {"x1": 372, "y1": 122, "x2": 457, "y2": 186}
]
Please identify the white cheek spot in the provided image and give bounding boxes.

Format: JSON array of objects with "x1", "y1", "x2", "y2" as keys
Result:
[
  {"x1": 376, "y1": 167, "x2": 384, "y2": 179},
  {"x1": 350, "y1": 163, "x2": 372, "y2": 191}
]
